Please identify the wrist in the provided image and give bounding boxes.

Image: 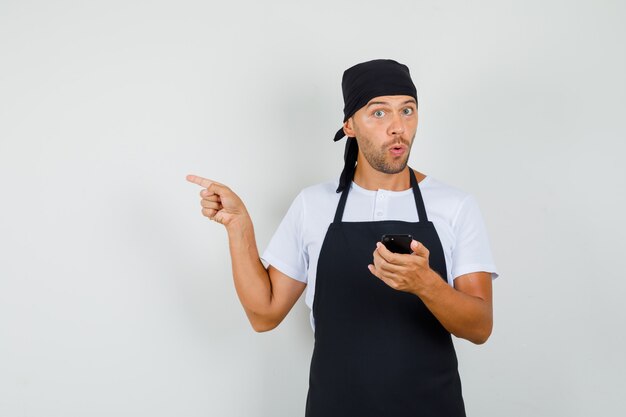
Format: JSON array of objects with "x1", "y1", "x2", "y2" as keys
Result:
[
  {"x1": 226, "y1": 215, "x2": 253, "y2": 239},
  {"x1": 414, "y1": 269, "x2": 447, "y2": 300}
]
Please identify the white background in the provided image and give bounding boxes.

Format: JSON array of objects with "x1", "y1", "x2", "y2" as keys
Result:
[{"x1": 1, "y1": 0, "x2": 625, "y2": 416}]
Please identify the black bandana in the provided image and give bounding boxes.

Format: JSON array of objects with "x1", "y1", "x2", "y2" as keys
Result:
[{"x1": 333, "y1": 59, "x2": 418, "y2": 192}]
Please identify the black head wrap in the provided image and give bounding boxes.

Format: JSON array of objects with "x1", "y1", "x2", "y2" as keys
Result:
[{"x1": 333, "y1": 59, "x2": 418, "y2": 192}]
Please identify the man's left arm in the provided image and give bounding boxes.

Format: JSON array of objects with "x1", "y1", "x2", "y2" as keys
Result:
[{"x1": 369, "y1": 240, "x2": 492, "y2": 345}]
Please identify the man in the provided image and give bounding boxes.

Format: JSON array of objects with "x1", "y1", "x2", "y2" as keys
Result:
[{"x1": 187, "y1": 59, "x2": 498, "y2": 417}]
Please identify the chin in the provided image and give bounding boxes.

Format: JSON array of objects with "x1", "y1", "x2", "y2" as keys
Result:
[{"x1": 377, "y1": 163, "x2": 408, "y2": 175}]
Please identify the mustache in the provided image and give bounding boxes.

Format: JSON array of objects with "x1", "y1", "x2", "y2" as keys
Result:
[{"x1": 385, "y1": 138, "x2": 411, "y2": 147}]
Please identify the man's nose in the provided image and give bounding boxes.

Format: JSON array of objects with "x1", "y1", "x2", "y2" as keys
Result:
[{"x1": 387, "y1": 112, "x2": 405, "y2": 136}]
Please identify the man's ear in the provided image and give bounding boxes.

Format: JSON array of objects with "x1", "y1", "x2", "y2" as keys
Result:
[{"x1": 343, "y1": 118, "x2": 356, "y2": 138}]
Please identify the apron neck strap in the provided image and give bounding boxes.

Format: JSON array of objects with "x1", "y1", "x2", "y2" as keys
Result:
[
  {"x1": 409, "y1": 168, "x2": 429, "y2": 222},
  {"x1": 333, "y1": 167, "x2": 429, "y2": 223}
]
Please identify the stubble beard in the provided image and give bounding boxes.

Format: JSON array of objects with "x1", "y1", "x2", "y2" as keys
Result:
[{"x1": 358, "y1": 134, "x2": 415, "y2": 175}]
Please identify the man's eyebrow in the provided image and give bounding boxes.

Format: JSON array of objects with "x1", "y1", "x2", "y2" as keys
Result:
[
  {"x1": 366, "y1": 99, "x2": 417, "y2": 108},
  {"x1": 366, "y1": 101, "x2": 388, "y2": 108}
]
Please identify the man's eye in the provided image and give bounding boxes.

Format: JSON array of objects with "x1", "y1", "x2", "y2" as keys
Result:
[
  {"x1": 403, "y1": 108, "x2": 414, "y2": 115},
  {"x1": 374, "y1": 110, "x2": 385, "y2": 118}
]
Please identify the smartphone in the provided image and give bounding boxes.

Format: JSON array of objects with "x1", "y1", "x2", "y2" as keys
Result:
[{"x1": 381, "y1": 234, "x2": 413, "y2": 254}]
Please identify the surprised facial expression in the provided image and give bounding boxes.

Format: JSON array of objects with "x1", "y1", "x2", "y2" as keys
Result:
[{"x1": 345, "y1": 95, "x2": 418, "y2": 174}]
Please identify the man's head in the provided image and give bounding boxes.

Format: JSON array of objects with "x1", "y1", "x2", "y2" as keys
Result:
[
  {"x1": 343, "y1": 94, "x2": 417, "y2": 175},
  {"x1": 333, "y1": 59, "x2": 418, "y2": 192}
]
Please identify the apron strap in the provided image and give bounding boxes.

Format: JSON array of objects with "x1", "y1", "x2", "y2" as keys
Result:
[
  {"x1": 334, "y1": 178, "x2": 351, "y2": 223},
  {"x1": 334, "y1": 167, "x2": 429, "y2": 223},
  {"x1": 409, "y1": 168, "x2": 429, "y2": 222}
]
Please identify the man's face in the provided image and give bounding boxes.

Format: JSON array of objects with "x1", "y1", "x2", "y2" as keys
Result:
[{"x1": 344, "y1": 95, "x2": 418, "y2": 175}]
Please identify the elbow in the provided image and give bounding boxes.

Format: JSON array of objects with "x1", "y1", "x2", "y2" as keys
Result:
[
  {"x1": 470, "y1": 333, "x2": 490, "y2": 345},
  {"x1": 248, "y1": 314, "x2": 280, "y2": 333},
  {"x1": 251, "y1": 321, "x2": 278, "y2": 333},
  {"x1": 469, "y1": 321, "x2": 493, "y2": 345}
]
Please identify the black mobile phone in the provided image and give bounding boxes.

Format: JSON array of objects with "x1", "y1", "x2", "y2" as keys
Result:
[{"x1": 381, "y1": 234, "x2": 413, "y2": 254}]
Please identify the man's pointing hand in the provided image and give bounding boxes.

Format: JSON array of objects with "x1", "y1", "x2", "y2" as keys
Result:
[{"x1": 186, "y1": 174, "x2": 249, "y2": 228}]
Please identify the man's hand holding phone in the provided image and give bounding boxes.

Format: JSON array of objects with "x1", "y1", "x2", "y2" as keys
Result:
[{"x1": 368, "y1": 235, "x2": 442, "y2": 297}]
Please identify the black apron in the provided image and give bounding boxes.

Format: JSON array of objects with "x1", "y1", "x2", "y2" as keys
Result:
[{"x1": 305, "y1": 168, "x2": 466, "y2": 417}]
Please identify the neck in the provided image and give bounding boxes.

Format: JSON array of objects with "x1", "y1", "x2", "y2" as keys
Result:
[{"x1": 353, "y1": 163, "x2": 412, "y2": 191}]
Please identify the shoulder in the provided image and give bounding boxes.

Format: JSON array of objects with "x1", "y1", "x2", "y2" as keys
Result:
[
  {"x1": 419, "y1": 175, "x2": 483, "y2": 229},
  {"x1": 421, "y1": 175, "x2": 472, "y2": 207},
  {"x1": 299, "y1": 178, "x2": 339, "y2": 196},
  {"x1": 286, "y1": 179, "x2": 342, "y2": 231},
  {"x1": 296, "y1": 178, "x2": 341, "y2": 206}
]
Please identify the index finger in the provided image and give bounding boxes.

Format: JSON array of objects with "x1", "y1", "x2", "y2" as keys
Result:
[{"x1": 186, "y1": 174, "x2": 216, "y2": 188}]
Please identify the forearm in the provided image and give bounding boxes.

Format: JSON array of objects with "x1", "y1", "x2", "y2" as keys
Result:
[
  {"x1": 226, "y1": 217, "x2": 275, "y2": 328},
  {"x1": 417, "y1": 272, "x2": 493, "y2": 344}
]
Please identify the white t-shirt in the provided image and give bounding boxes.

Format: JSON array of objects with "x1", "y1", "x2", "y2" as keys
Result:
[{"x1": 261, "y1": 175, "x2": 499, "y2": 330}]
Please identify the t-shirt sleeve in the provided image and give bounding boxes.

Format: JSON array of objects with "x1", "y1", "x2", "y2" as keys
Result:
[
  {"x1": 260, "y1": 192, "x2": 309, "y2": 283},
  {"x1": 450, "y1": 195, "x2": 499, "y2": 280}
]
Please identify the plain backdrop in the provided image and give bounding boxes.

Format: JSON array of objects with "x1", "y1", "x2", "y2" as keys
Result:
[{"x1": 1, "y1": 0, "x2": 625, "y2": 416}]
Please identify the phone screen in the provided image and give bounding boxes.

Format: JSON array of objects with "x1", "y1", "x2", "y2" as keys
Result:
[{"x1": 381, "y1": 234, "x2": 413, "y2": 254}]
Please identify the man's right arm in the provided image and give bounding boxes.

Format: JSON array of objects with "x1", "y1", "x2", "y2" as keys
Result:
[
  {"x1": 226, "y1": 217, "x2": 306, "y2": 332},
  {"x1": 187, "y1": 174, "x2": 306, "y2": 332}
]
